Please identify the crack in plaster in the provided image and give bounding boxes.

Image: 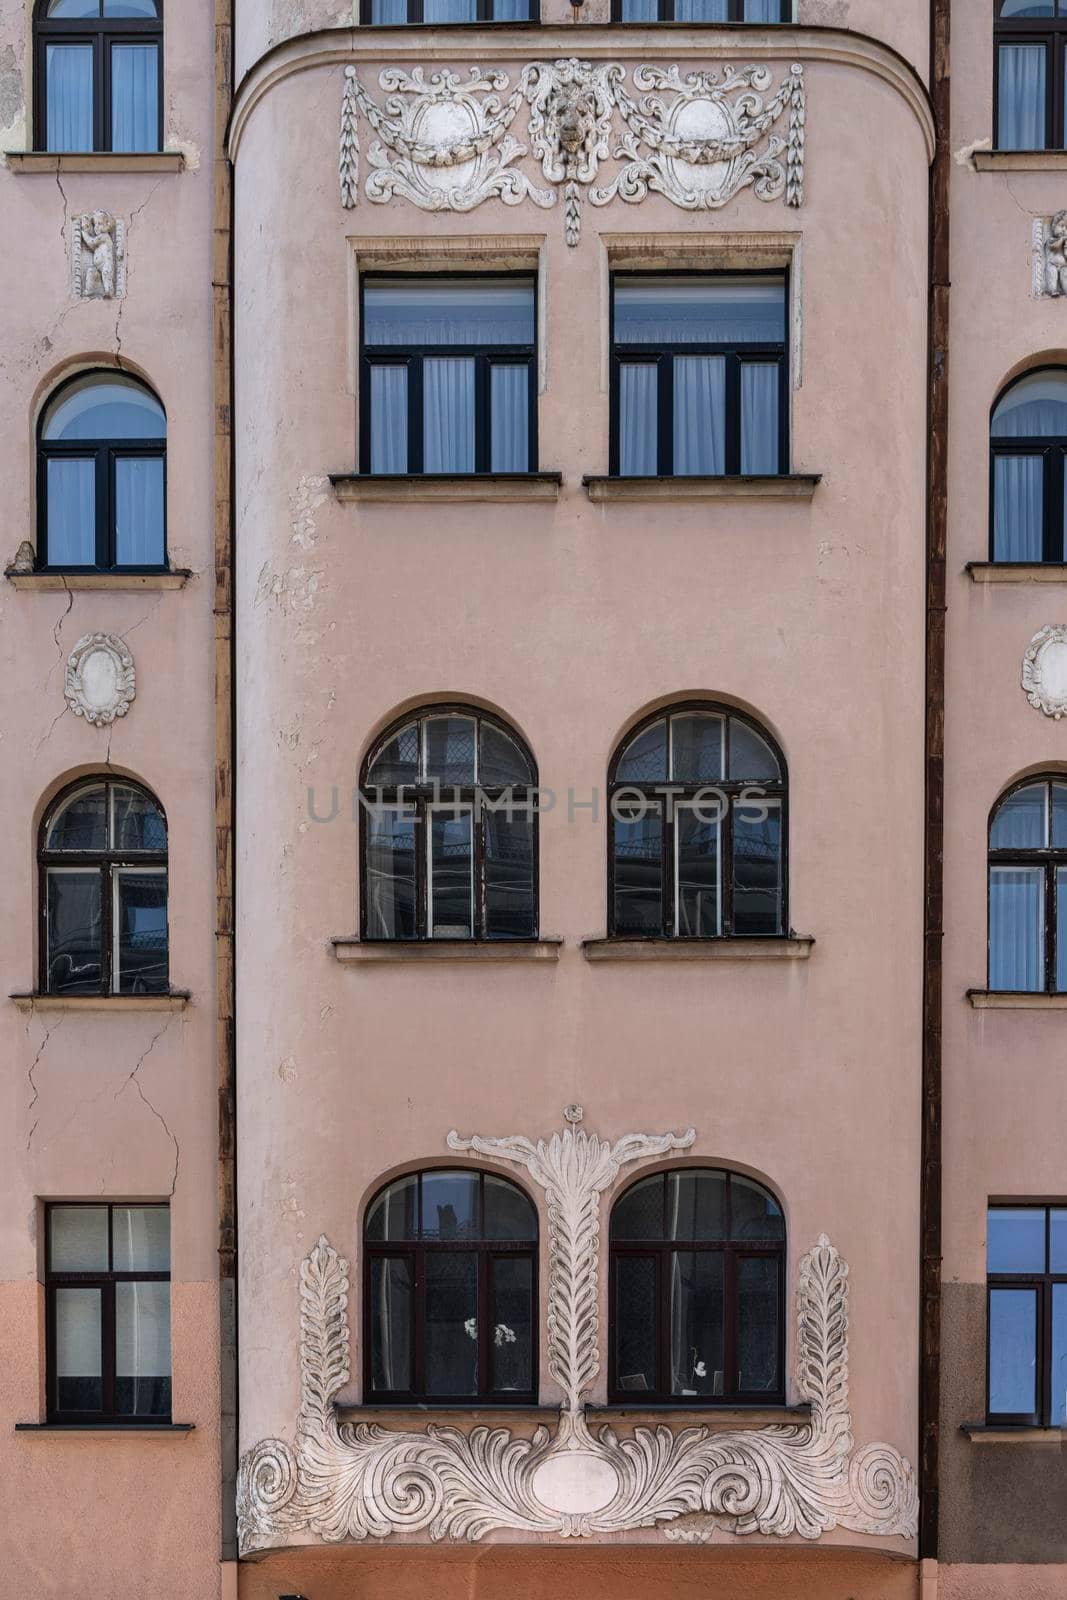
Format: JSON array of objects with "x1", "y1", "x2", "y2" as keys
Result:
[
  {"x1": 114, "y1": 1016, "x2": 181, "y2": 1194},
  {"x1": 25, "y1": 1017, "x2": 64, "y2": 1151},
  {"x1": 45, "y1": 579, "x2": 74, "y2": 692}
]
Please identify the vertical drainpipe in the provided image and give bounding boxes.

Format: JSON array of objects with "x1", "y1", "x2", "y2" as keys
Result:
[
  {"x1": 214, "y1": 0, "x2": 238, "y2": 1569},
  {"x1": 922, "y1": 0, "x2": 949, "y2": 1565}
]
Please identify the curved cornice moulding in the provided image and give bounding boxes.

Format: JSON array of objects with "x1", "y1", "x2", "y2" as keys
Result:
[
  {"x1": 236, "y1": 1110, "x2": 918, "y2": 1555},
  {"x1": 228, "y1": 26, "x2": 934, "y2": 163}
]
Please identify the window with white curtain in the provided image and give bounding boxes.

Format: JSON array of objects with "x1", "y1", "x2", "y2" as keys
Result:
[
  {"x1": 38, "y1": 372, "x2": 166, "y2": 571},
  {"x1": 995, "y1": 0, "x2": 1067, "y2": 150},
  {"x1": 35, "y1": 0, "x2": 162, "y2": 154},
  {"x1": 361, "y1": 277, "x2": 537, "y2": 475},
  {"x1": 364, "y1": 1169, "x2": 537, "y2": 1402},
  {"x1": 990, "y1": 369, "x2": 1067, "y2": 562},
  {"x1": 988, "y1": 778, "x2": 1067, "y2": 992},
  {"x1": 611, "y1": 275, "x2": 787, "y2": 478},
  {"x1": 987, "y1": 1205, "x2": 1067, "y2": 1426},
  {"x1": 46, "y1": 1203, "x2": 171, "y2": 1422},
  {"x1": 614, "y1": 0, "x2": 786, "y2": 17},
  {"x1": 363, "y1": 0, "x2": 536, "y2": 19}
]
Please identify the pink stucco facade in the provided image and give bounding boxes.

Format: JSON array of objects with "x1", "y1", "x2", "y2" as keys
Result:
[{"x1": 0, "y1": 0, "x2": 1063, "y2": 1592}]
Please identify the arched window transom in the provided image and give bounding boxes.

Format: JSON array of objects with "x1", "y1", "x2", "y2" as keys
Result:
[
  {"x1": 991, "y1": 370, "x2": 1067, "y2": 563},
  {"x1": 609, "y1": 1168, "x2": 785, "y2": 1405},
  {"x1": 364, "y1": 1168, "x2": 538, "y2": 1403},
  {"x1": 608, "y1": 703, "x2": 786, "y2": 939},
  {"x1": 988, "y1": 777, "x2": 1067, "y2": 992},
  {"x1": 361, "y1": 706, "x2": 537, "y2": 941},
  {"x1": 38, "y1": 373, "x2": 166, "y2": 572},
  {"x1": 40, "y1": 778, "x2": 168, "y2": 995},
  {"x1": 35, "y1": 0, "x2": 163, "y2": 154}
]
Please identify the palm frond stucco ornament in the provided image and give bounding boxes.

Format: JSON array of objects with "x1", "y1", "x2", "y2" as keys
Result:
[
  {"x1": 338, "y1": 58, "x2": 805, "y2": 243},
  {"x1": 236, "y1": 1109, "x2": 917, "y2": 1551}
]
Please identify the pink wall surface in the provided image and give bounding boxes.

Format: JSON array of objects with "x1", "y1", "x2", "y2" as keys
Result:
[
  {"x1": 231, "y1": 19, "x2": 930, "y2": 1562},
  {"x1": 0, "y1": 0, "x2": 224, "y2": 1591}
]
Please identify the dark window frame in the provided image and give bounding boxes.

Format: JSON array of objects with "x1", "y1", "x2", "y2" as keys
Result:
[
  {"x1": 987, "y1": 776, "x2": 1067, "y2": 993},
  {"x1": 989, "y1": 367, "x2": 1067, "y2": 564},
  {"x1": 363, "y1": 1167, "x2": 539, "y2": 1405},
  {"x1": 359, "y1": 703, "x2": 539, "y2": 942},
  {"x1": 359, "y1": 272, "x2": 538, "y2": 476},
  {"x1": 38, "y1": 776, "x2": 169, "y2": 996},
  {"x1": 986, "y1": 1203, "x2": 1067, "y2": 1427},
  {"x1": 611, "y1": 0, "x2": 788, "y2": 20},
  {"x1": 607, "y1": 701, "x2": 788, "y2": 940},
  {"x1": 609, "y1": 268, "x2": 789, "y2": 479},
  {"x1": 34, "y1": 0, "x2": 164, "y2": 155},
  {"x1": 608, "y1": 1169, "x2": 786, "y2": 1407},
  {"x1": 360, "y1": 0, "x2": 539, "y2": 21},
  {"x1": 37, "y1": 371, "x2": 168, "y2": 574},
  {"x1": 993, "y1": 1, "x2": 1067, "y2": 152},
  {"x1": 45, "y1": 1201, "x2": 171, "y2": 1425}
]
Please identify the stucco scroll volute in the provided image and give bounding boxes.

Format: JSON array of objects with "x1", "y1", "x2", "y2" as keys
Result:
[
  {"x1": 339, "y1": 59, "x2": 805, "y2": 243},
  {"x1": 1022, "y1": 624, "x2": 1067, "y2": 718},
  {"x1": 64, "y1": 632, "x2": 136, "y2": 725},
  {"x1": 236, "y1": 1110, "x2": 917, "y2": 1553},
  {"x1": 71, "y1": 211, "x2": 126, "y2": 300}
]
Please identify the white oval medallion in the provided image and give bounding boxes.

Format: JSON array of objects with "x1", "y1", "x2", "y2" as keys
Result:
[
  {"x1": 1022, "y1": 624, "x2": 1067, "y2": 719},
  {"x1": 531, "y1": 1450, "x2": 620, "y2": 1515},
  {"x1": 64, "y1": 632, "x2": 136, "y2": 726}
]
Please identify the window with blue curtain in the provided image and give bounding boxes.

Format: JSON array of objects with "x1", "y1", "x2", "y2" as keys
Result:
[
  {"x1": 38, "y1": 372, "x2": 166, "y2": 571},
  {"x1": 611, "y1": 275, "x2": 787, "y2": 478},
  {"x1": 994, "y1": 0, "x2": 1067, "y2": 149},
  {"x1": 987, "y1": 1204, "x2": 1067, "y2": 1426},
  {"x1": 990, "y1": 370, "x2": 1067, "y2": 562},
  {"x1": 614, "y1": 0, "x2": 788, "y2": 19},
  {"x1": 988, "y1": 778, "x2": 1067, "y2": 992},
  {"x1": 36, "y1": 0, "x2": 161, "y2": 153},
  {"x1": 361, "y1": 278, "x2": 537, "y2": 475},
  {"x1": 365, "y1": 0, "x2": 536, "y2": 17}
]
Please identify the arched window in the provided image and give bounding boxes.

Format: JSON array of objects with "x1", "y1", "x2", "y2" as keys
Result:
[
  {"x1": 988, "y1": 777, "x2": 1067, "y2": 993},
  {"x1": 991, "y1": 370, "x2": 1067, "y2": 563},
  {"x1": 609, "y1": 1168, "x2": 785, "y2": 1404},
  {"x1": 364, "y1": 1168, "x2": 538, "y2": 1402},
  {"x1": 40, "y1": 777, "x2": 168, "y2": 995},
  {"x1": 35, "y1": 0, "x2": 162, "y2": 154},
  {"x1": 994, "y1": 0, "x2": 1067, "y2": 152},
  {"x1": 360, "y1": 706, "x2": 537, "y2": 941},
  {"x1": 608, "y1": 703, "x2": 786, "y2": 939},
  {"x1": 38, "y1": 373, "x2": 166, "y2": 572}
]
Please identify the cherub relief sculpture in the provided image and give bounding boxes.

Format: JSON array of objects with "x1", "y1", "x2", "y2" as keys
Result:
[
  {"x1": 1045, "y1": 211, "x2": 1067, "y2": 298},
  {"x1": 71, "y1": 211, "x2": 126, "y2": 300}
]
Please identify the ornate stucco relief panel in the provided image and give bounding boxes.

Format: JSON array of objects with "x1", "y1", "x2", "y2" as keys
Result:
[
  {"x1": 71, "y1": 211, "x2": 126, "y2": 300},
  {"x1": 237, "y1": 1110, "x2": 917, "y2": 1553},
  {"x1": 1022, "y1": 624, "x2": 1067, "y2": 717},
  {"x1": 64, "y1": 633, "x2": 136, "y2": 724},
  {"x1": 339, "y1": 59, "x2": 805, "y2": 244}
]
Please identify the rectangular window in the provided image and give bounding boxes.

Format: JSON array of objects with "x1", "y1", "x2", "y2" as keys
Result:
[
  {"x1": 612, "y1": 275, "x2": 787, "y2": 477},
  {"x1": 46, "y1": 1203, "x2": 171, "y2": 1423},
  {"x1": 997, "y1": 42, "x2": 1049, "y2": 149},
  {"x1": 988, "y1": 865, "x2": 1045, "y2": 991},
  {"x1": 45, "y1": 457, "x2": 97, "y2": 567},
  {"x1": 987, "y1": 1202, "x2": 1067, "y2": 1425},
  {"x1": 46, "y1": 44, "x2": 94, "y2": 151},
  {"x1": 613, "y1": 807, "x2": 664, "y2": 936},
  {"x1": 109, "y1": 41, "x2": 159, "y2": 152},
  {"x1": 366, "y1": 0, "x2": 536, "y2": 18},
  {"x1": 615, "y1": 0, "x2": 788, "y2": 19},
  {"x1": 362, "y1": 277, "x2": 536, "y2": 474},
  {"x1": 428, "y1": 806, "x2": 474, "y2": 938},
  {"x1": 113, "y1": 455, "x2": 165, "y2": 567}
]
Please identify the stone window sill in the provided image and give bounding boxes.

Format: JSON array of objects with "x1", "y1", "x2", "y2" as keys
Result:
[
  {"x1": 6, "y1": 568, "x2": 192, "y2": 591},
  {"x1": 585, "y1": 1402, "x2": 811, "y2": 1427},
  {"x1": 15, "y1": 1421, "x2": 194, "y2": 1433},
  {"x1": 332, "y1": 938, "x2": 561, "y2": 964},
  {"x1": 5, "y1": 151, "x2": 185, "y2": 175},
  {"x1": 961, "y1": 1423, "x2": 1064, "y2": 1443},
  {"x1": 973, "y1": 149, "x2": 1067, "y2": 172},
  {"x1": 330, "y1": 473, "x2": 562, "y2": 504},
  {"x1": 11, "y1": 991, "x2": 190, "y2": 1014},
  {"x1": 967, "y1": 989, "x2": 1067, "y2": 1010},
  {"x1": 582, "y1": 474, "x2": 820, "y2": 503},
  {"x1": 582, "y1": 936, "x2": 814, "y2": 962},
  {"x1": 336, "y1": 1403, "x2": 557, "y2": 1420},
  {"x1": 966, "y1": 562, "x2": 1067, "y2": 584}
]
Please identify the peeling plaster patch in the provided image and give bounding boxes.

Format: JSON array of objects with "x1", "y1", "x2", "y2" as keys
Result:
[
  {"x1": 254, "y1": 561, "x2": 325, "y2": 613},
  {"x1": 164, "y1": 131, "x2": 200, "y2": 171},
  {"x1": 280, "y1": 1175, "x2": 306, "y2": 1223},
  {"x1": 954, "y1": 136, "x2": 992, "y2": 168},
  {"x1": 278, "y1": 1056, "x2": 298, "y2": 1084},
  {"x1": 0, "y1": 45, "x2": 23, "y2": 148},
  {"x1": 290, "y1": 475, "x2": 329, "y2": 551}
]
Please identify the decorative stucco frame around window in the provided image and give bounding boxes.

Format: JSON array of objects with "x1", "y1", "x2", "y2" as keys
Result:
[{"x1": 236, "y1": 1109, "x2": 918, "y2": 1553}]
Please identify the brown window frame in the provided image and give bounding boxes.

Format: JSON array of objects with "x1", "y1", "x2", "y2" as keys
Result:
[
  {"x1": 363, "y1": 1168, "x2": 539, "y2": 1405},
  {"x1": 608, "y1": 1169, "x2": 786, "y2": 1406},
  {"x1": 45, "y1": 1201, "x2": 171, "y2": 1424}
]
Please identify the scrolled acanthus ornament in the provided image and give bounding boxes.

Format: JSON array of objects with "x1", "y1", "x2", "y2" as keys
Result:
[
  {"x1": 237, "y1": 1111, "x2": 916, "y2": 1553},
  {"x1": 338, "y1": 58, "x2": 806, "y2": 242}
]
